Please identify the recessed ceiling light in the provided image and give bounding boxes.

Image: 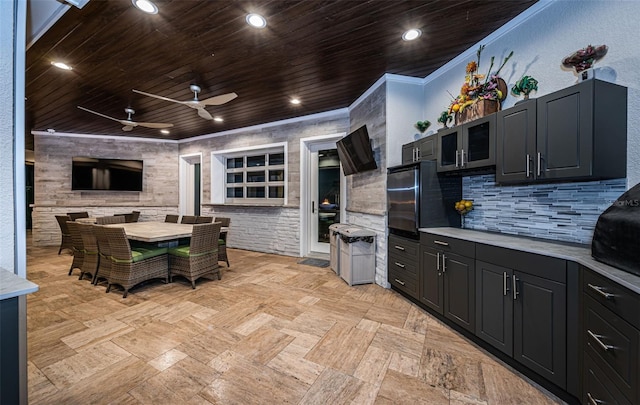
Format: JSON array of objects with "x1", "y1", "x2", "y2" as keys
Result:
[
  {"x1": 132, "y1": 0, "x2": 158, "y2": 14},
  {"x1": 213, "y1": 117, "x2": 224, "y2": 123},
  {"x1": 402, "y1": 28, "x2": 422, "y2": 41},
  {"x1": 51, "y1": 61, "x2": 72, "y2": 70},
  {"x1": 290, "y1": 98, "x2": 301, "y2": 105},
  {"x1": 246, "y1": 13, "x2": 267, "y2": 28},
  {"x1": 160, "y1": 129, "x2": 170, "y2": 135}
]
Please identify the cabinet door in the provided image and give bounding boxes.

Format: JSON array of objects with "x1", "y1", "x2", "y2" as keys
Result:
[
  {"x1": 416, "y1": 135, "x2": 437, "y2": 161},
  {"x1": 436, "y1": 127, "x2": 461, "y2": 172},
  {"x1": 420, "y1": 246, "x2": 444, "y2": 314},
  {"x1": 461, "y1": 114, "x2": 496, "y2": 170},
  {"x1": 402, "y1": 142, "x2": 416, "y2": 164},
  {"x1": 475, "y1": 260, "x2": 513, "y2": 356},
  {"x1": 536, "y1": 80, "x2": 593, "y2": 180},
  {"x1": 496, "y1": 100, "x2": 536, "y2": 184},
  {"x1": 513, "y1": 271, "x2": 567, "y2": 389},
  {"x1": 443, "y1": 252, "x2": 475, "y2": 332}
]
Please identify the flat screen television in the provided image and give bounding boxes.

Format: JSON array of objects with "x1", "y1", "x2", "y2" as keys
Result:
[
  {"x1": 336, "y1": 125, "x2": 377, "y2": 176},
  {"x1": 72, "y1": 157, "x2": 143, "y2": 191}
]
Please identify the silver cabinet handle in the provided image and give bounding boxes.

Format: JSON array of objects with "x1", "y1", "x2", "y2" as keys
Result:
[
  {"x1": 586, "y1": 392, "x2": 600, "y2": 405},
  {"x1": 394, "y1": 278, "x2": 405, "y2": 286},
  {"x1": 416, "y1": 147, "x2": 420, "y2": 160},
  {"x1": 587, "y1": 330, "x2": 614, "y2": 352},
  {"x1": 526, "y1": 154, "x2": 531, "y2": 178},
  {"x1": 503, "y1": 272, "x2": 508, "y2": 296},
  {"x1": 394, "y1": 262, "x2": 405, "y2": 269},
  {"x1": 455, "y1": 150, "x2": 459, "y2": 167},
  {"x1": 537, "y1": 152, "x2": 542, "y2": 177},
  {"x1": 394, "y1": 245, "x2": 405, "y2": 251},
  {"x1": 461, "y1": 149, "x2": 465, "y2": 166},
  {"x1": 436, "y1": 253, "x2": 440, "y2": 271},
  {"x1": 413, "y1": 148, "x2": 418, "y2": 162},
  {"x1": 588, "y1": 283, "x2": 614, "y2": 300},
  {"x1": 512, "y1": 275, "x2": 519, "y2": 300},
  {"x1": 441, "y1": 254, "x2": 447, "y2": 273},
  {"x1": 433, "y1": 240, "x2": 449, "y2": 246}
]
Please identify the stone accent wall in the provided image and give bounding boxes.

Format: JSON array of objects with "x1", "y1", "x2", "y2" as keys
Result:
[
  {"x1": 32, "y1": 134, "x2": 180, "y2": 246},
  {"x1": 345, "y1": 211, "x2": 387, "y2": 288},
  {"x1": 179, "y1": 113, "x2": 350, "y2": 207},
  {"x1": 201, "y1": 205, "x2": 299, "y2": 257},
  {"x1": 462, "y1": 175, "x2": 627, "y2": 244}
]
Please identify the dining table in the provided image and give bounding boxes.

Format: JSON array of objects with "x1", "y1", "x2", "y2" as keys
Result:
[{"x1": 103, "y1": 221, "x2": 227, "y2": 243}]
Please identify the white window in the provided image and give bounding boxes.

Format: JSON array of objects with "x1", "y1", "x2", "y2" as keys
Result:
[{"x1": 211, "y1": 143, "x2": 287, "y2": 205}]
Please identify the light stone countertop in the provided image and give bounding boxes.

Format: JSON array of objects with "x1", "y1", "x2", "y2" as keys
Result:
[
  {"x1": 419, "y1": 227, "x2": 640, "y2": 295},
  {"x1": 0, "y1": 267, "x2": 39, "y2": 300}
]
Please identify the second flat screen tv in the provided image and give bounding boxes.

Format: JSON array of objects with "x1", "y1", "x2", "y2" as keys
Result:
[
  {"x1": 336, "y1": 125, "x2": 377, "y2": 176},
  {"x1": 72, "y1": 157, "x2": 143, "y2": 191}
]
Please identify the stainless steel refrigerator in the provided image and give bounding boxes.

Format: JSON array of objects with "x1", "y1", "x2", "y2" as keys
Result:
[{"x1": 387, "y1": 160, "x2": 461, "y2": 237}]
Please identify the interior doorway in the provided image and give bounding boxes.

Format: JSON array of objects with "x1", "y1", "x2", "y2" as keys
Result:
[
  {"x1": 179, "y1": 153, "x2": 203, "y2": 216},
  {"x1": 300, "y1": 135, "x2": 346, "y2": 257}
]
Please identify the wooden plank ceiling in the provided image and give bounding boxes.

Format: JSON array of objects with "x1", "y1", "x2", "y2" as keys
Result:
[{"x1": 26, "y1": 0, "x2": 538, "y2": 141}]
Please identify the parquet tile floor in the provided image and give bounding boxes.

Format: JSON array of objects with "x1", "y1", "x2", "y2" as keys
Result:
[{"x1": 26, "y1": 241, "x2": 565, "y2": 404}]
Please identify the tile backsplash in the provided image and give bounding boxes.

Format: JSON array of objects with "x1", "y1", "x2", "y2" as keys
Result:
[{"x1": 462, "y1": 175, "x2": 627, "y2": 245}]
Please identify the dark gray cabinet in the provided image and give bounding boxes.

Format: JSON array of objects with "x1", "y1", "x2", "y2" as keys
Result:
[
  {"x1": 475, "y1": 246, "x2": 567, "y2": 389},
  {"x1": 420, "y1": 234, "x2": 475, "y2": 332},
  {"x1": 582, "y1": 267, "x2": 640, "y2": 405},
  {"x1": 402, "y1": 135, "x2": 437, "y2": 164},
  {"x1": 388, "y1": 234, "x2": 420, "y2": 299},
  {"x1": 497, "y1": 79, "x2": 627, "y2": 184},
  {"x1": 437, "y1": 114, "x2": 496, "y2": 172}
]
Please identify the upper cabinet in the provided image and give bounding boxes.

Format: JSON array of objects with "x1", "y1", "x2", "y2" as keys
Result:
[
  {"x1": 496, "y1": 79, "x2": 627, "y2": 184},
  {"x1": 402, "y1": 135, "x2": 437, "y2": 164},
  {"x1": 437, "y1": 114, "x2": 496, "y2": 172}
]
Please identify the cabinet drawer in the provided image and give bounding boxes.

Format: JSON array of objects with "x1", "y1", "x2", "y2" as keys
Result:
[
  {"x1": 420, "y1": 233, "x2": 474, "y2": 258},
  {"x1": 584, "y1": 269, "x2": 640, "y2": 330},
  {"x1": 388, "y1": 235, "x2": 419, "y2": 259},
  {"x1": 388, "y1": 252, "x2": 418, "y2": 277},
  {"x1": 584, "y1": 352, "x2": 633, "y2": 405},
  {"x1": 476, "y1": 243, "x2": 565, "y2": 283},
  {"x1": 389, "y1": 268, "x2": 418, "y2": 299},
  {"x1": 584, "y1": 295, "x2": 639, "y2": 403}
]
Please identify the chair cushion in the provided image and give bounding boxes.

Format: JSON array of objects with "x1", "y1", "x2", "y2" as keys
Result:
[
  {"x1": 218, "y1": 239, "x2": 226, "y2": 245},
  {"x1": 169, "y1": 245, "x2": 217, "y2": 258},
  {"x1": 130, "y1": 247, "x2": 168, "y2": 263}
]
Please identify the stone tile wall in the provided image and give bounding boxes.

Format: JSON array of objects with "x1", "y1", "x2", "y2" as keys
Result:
[{"x1": 462, "y1": 174, "x2": 627, "y2": 244}]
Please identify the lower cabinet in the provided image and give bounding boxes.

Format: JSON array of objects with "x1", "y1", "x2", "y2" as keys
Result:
[
  {"x1": 420, "y1": 234, "x2": 475, "y2": 333},
  {"x1": 388, "y1": 234, "x2": 420, "y2": 299}
]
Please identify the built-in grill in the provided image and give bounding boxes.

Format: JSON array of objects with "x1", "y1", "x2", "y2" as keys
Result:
[{"x1": 591, "y1": 182, "x2": 640, "y2": 277}]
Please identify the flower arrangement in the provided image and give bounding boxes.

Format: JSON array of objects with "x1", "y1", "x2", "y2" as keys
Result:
[
  {"x1": 414, "y1": 120, "x2": 431, "y2": 133},
  {"x1": 511, "y1": 75, "x2": 539, "y2": 100},
  {"x1": 447, "y1": 45, "x2": 512, "y2": 116},
  {"x1": 562, "y1": 44, "x2": 608, "y2": 73}
]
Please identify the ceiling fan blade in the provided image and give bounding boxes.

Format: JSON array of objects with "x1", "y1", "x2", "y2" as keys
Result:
[
  {"x1": 196, "y1": 107, "x2": 213, "y2": 120},
  {"x1": 78, "y1": 106, "x2": 122, "y2": 123},
  {"x1": 132, "y1": 89, "x2": 188, "y2": 105},
  {"x1": 200, "y1": 92, "x2": 238, "y2": 106},
  {"x1": 136, "y1": 122, "x2": 174, "y2": 129}
]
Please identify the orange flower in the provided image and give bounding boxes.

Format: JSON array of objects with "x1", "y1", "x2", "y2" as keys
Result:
[{"x1": 465, "y1": 61, "x2": 477, "y2": 74}]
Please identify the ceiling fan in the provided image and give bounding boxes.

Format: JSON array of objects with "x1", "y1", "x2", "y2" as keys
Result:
[
  {"x1": 132, "y1": 85, "x2": 237, "y2": 120},
  {"x1": 77, "y1": 106, "x2": 174, "y2": 132}
]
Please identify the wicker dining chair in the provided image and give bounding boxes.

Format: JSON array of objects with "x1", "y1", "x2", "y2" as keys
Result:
[
  {"x1": 66, "y1": 221, "x2": 85, "y2": 276},
  {"x1": 96, "y1": 215, "x2": 126, "y2": 225},
  {"x1": 92, "y1": 225, "x2": 111, "y2": 286},
  {"x1": 103, "y1": 227, "x2": 169, "y2": 298},
  {"x1": 124, "y1": 211, "x2": 141, "y2": 223},
  {"x1": 195, "y1": 216, "x2": 213, "y2": 223},
  {"x1": 67, "y1": 211, "x2": 89, "y2": 221},
  {"x1": 169, "y1": 222, "x2": 221, "y2": 288},
  {"x1": 180, "y1": 215, "x2": 197, "y2": 224},
  {"x1": 165, "y1": 214, "x2": 179, "y2": 223},
  {"x1": 77, "y1": 223, "x2": 99, "y2": 282},
  {"x1": 55, "y1": 215, "x2": 73, "y2": 255},
  {"x1": 214, "y1": 217, "x2": 231, "y2": 267}
]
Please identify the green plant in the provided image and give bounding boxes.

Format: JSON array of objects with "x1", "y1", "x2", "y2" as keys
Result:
[
  {"x1": 511, "y1": 75, "x2": 539, "y2": 99},
  {"x1": 437, "y1": 111, "x2": 452, "y2": 128},
  {"x1": 414, "y1": 120, "x2": 431, "y2": 133}
]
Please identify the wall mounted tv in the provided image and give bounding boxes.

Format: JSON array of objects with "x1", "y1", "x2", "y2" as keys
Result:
[
  {"x1": 72, "y1": 157, "x2": 143, "y2": 191},
  {"x1": 336, "y1": 125, "x2": 377, "y2": 176}
]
